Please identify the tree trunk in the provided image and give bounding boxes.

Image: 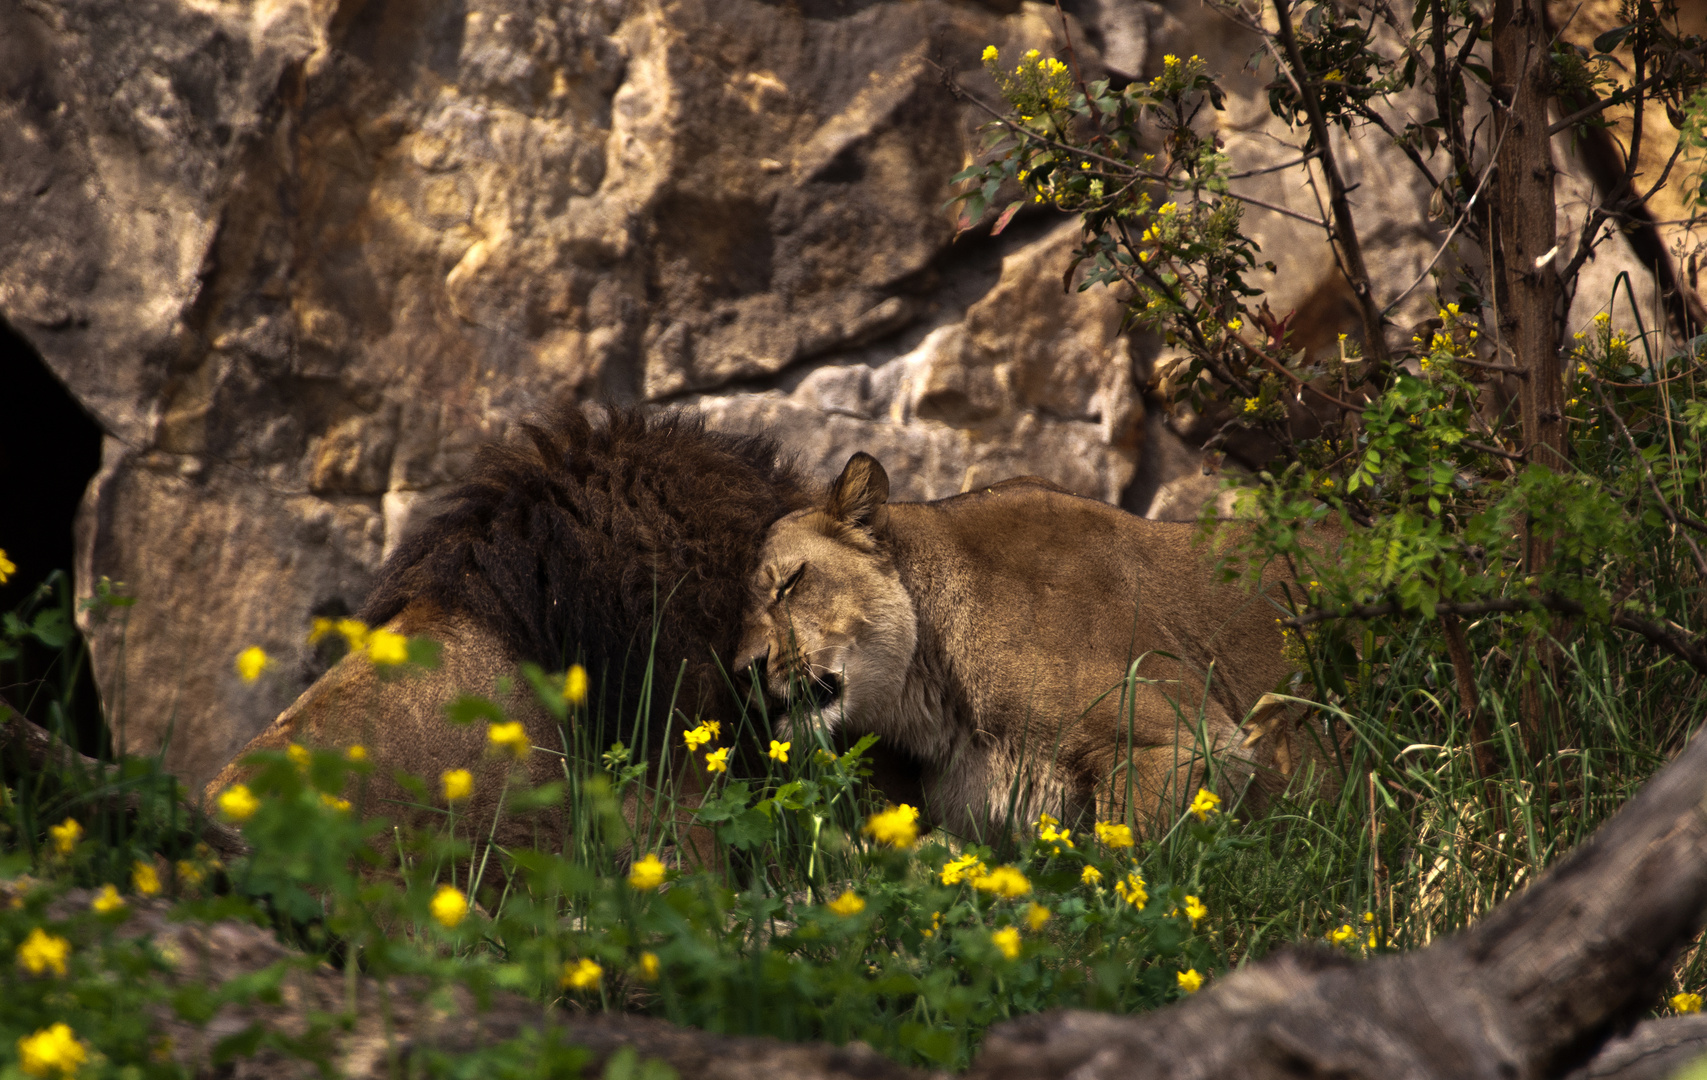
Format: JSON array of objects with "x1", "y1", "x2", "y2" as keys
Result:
[{"x1": 1490, "y1": 0, "x2": 1566, "y2": 744}]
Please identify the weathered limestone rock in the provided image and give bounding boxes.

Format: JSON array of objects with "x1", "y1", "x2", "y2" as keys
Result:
[{"x1": 0, "y1": 0, "x2": 1666, "y2": 787}]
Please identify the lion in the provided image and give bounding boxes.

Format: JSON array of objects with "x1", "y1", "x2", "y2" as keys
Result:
[
  {"x1": 734, "y1": 452, "x2": 1317, "y2": 840},
  {"x1": 205, "y1": 406, "x2": 858, "y2": 853}
]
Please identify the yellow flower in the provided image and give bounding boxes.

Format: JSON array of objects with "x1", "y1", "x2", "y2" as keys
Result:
[
  {"x1": 1672, "y1": 992, "x2": 1703, "y2": 1014},
  {"x1": 768, "y1": 739, "x2": 791, "y2": 763},
  {"x1": 1329, "y1": 923, "x2": 1356, "y2": 944},
  {"x1": 863, "y1": 804, "x2": 920, "y2": 848},
  {"x1": 487, "y1": 721, "x2": 531, "y2": 760},
  {"x1": 1188, "y1": 787, "x2": 1221, "y2": 822},
  {"x1": 1114, "y1": 872, "x2": 1148, "y2": 907},
  {"x1": 704, "y1": 720, "x2": 721, "y2": 739},
  {"x1": 922, "y1": 911, "x2": 942, "y2": 938},
  {"x1": 287, "y1": 744, "x2": 311, "y2": 770},
  {"x1": 1242, "y1": 397, "x2": 1260, "y2": 414},
  {"x1": 1035, "y1": 813, "x2": 1076, "y2": 853},
  {"x1": 639, "y1": 951, "x2": 661, "y2": 980},
  {"x1": 973, "y1": 865, "x2": 1031, "y2": 898},
  {"x1": 1163, "y1": 53, "x2": 1179, "y2": 66},
  {"x1": 991, "y1": 926, "x2": 1022, "y2": 960},
  {"x1": 1024, "y1": 48, "x2": 1040, "y2": 60},
  {"x1": 1182, "y1": 895, "x2": 1207, "y2": 927},
  {"x1": 561, "y1": 957, "x2": 603, "y2": 990},
  {"x1": 16, "y1": 927, "x2": 70, "y2": 976},
  {"x1": 827, "y1": 890, "x2": 865, "y2": 916},
  {"x1": 0, "y1": 549, "x2": 15, "y2": 585},
  {"x1": 132, "y1": 861, "x2": 161, "y2": 896},
  {"x1": 1177, "y1": 968, "x2": 1204, "y2": 994},
  {"x1": 90, "y1": 884, "x2": 125, "y2": 915},
  {"x1": 335, "y1": 618, "x2": 370, "y2": 649},
  {"x1": 1094, "y1": 821, "x2": 1135, "y2": 849},
  {"x1": 1158, "y1": 201, "x2": 1178, "y2": 215},
  {"x1": 346, "y1": 745, "x2": 367, "y2": 762},
  {"x1": 366, "y1": 628, "x2": 408, "y2": 666},
  {"x1": 1363, "y1": 911, "x2": 1375, "y2": 923},
  {"x1": 48, "y1": 818, "x2": 82, "y2": 856},
  {"x1": 628, "y1": 853, "x2": 668, "y2": 891},
  {"x1": 814, "y1": 749, "x2": 838, "y2": 766},
  {"x1": 683, "y1": 725, "x2": 712, "y2": 751},
  {"x1": 16, "y1": 1023, "x2": 87, "y2": 1078},
  {"x1": 1025, "y1": 903, "x2": 1052, "y2": 931},
  {"x1": 564, "y1": 664, "x2": 588, "y2": 706},
  {"x1": 176, "y1": 860, "x2": 204, "y2": 887},
  {"x1": 430, "y1": 884, "x2": 469, "y2": 928},
  {"x1": 1595, "y1": 311, "x2": 1611, "y2": 325},
  {"x1": 1081, "y1": 865, "x2": 1103, "y2": 886},
  {"x1": 441, "y1": 768, "x2": 473, "y2": 803},
  {"x1": 941, "y1": 852, "x2": 988, "y2": 886},
  {"x1": 319, "y1": 793, "x2": 351, "y2": 813},
  {"x1": 981, "y1": 45, "x2": 998, "y2": 62},
  {"x1": 308, "y1": 617, "x2": 337, "y2": 644},
  {"x1": 704, "y1": 746, "x2": 731, "y2": 773},
  {"x1": 1227, "y1": 318, "x2": 1243, "y2": 332},
  {"x1": 217, "y1": 784, "x2": 260, "y2": 822},
  {"x1": 235, "y1": 646, "x2": 270, "y2": 682}
]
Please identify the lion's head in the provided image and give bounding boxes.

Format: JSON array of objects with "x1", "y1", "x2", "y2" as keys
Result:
[{"x1": 734, "y1": 453, "x2": 917, "y2": 735}]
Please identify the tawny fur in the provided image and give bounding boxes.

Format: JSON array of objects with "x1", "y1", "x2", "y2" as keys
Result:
[
  {"x1": 206, "y1": 406, "x2": 814, "y2": 848},
  {"x1": 735, "y1": 453, "x2": 1319, "y2": 839}
]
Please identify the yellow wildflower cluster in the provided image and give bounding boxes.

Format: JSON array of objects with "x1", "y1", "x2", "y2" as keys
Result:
[
  {"x1": 1329, "y1": 923, "x2": 1357, "y2": 944},
  {"x1": 563, "y1": 664, "x2": 588, "y2": 706},
  {"x1": 1113, "y1": 871, "x2": 1148, "y2": 907},
  {"x1": 1094, "y1": 821, "x2": 1135, "y2": 850},
  {"x1": 827, "y1": 890, "x2": 866, "y2": 916},
  {"x1": 235, "y1": 645, "x2": 270, "y2": 682},
  {"x1": 16, "y1": 927, "x2": 70, "y2": 976},
  {"x1": 16, "y1": 1023, "x2": 87, "y2": 1078},
  {"x1": 430, "y1": 884, "x2": 469, "y2": 928},
  {"x1": 973, "y1": 865, "x2": 1032, "y2": 898},
  {"x1": 48, "y1": 818, "x2": 82, "y2": 856},
  {"x1": 1188, "y1": 787, "x2": 1221, "y2": 822},
  {"x1": 308, "y1": 617, "x2": 409, "y2": 666},
  {"x1": 218, "y1": 784, "x2": 261, "y2": 822},
  {"x1": 441, "y1": 768, "x2": 473, "y2": 803},
  {"x1": 487, "y1": 721, "x2": 531, "y2": 760},
  {"x1": 628, "y1": 853, "x2": 668, "y2": 891},
  {"x1": 864, "y1": 804, "x2": 921, "y2": 848},
  {"x1": 90, "y1": 885, "x2": 125, "y2": 915},
  {"x1": 561, "y1": 957, "x2": 603, "y2": 990},
  {"x1": 1673, "y1": 991, "x2": 1703, "y2": 1014},
  {"x1": 1035, "y1": 812, "x2": 1074, "y2": 852},
  {"x1": 133, "y1": 861, "x2": 162, "y2": 896},
  {"x1": 941, "y1": 852, "x2": 988, "y2": 886},
  {"x1": 682, "y1": 719, "x2": 721, "y2": 751}
]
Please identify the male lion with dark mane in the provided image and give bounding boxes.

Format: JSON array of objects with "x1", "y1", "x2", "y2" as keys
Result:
[
  {"x1": 735, "y1": 452, "x2": 1318, "y2": 839},
  {"x1": 206, "y1": 406, "x2": 847, "y2": 849}
]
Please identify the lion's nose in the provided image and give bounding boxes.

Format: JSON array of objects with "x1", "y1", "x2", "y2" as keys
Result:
[{"x1": 733, "y1": 641, "x2": 769, "y2": 676}]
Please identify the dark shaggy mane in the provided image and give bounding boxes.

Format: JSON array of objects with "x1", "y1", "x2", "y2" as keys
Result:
[{"x1": 361, "y1": 405, "x2": 808, "y2": 731}]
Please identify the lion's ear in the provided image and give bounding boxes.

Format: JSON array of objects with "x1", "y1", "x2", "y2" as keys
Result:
[{"x1": 827, "y1": 452, "x2": 890, "y2": 532}]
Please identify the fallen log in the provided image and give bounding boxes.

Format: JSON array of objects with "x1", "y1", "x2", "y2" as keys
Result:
[{"x1": 973, "y1": 729, "x2": 1707, "y2": 1080}]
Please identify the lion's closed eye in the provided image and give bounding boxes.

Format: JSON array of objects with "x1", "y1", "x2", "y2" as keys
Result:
[{"x1": 776, "y1": 563, "x2": 806, "y2": 602}]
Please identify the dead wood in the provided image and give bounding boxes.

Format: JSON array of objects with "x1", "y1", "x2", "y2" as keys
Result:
[
  {"x1": 971, "y1": 725, "x2": 1707, "y2": 1079},
  {"x1": 0, "y1": 698, "x2": 248, "y2": 860}
]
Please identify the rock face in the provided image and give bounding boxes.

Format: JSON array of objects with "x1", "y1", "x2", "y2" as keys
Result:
[{"x1": 0, "y1": 0, "x2": 1665, "y2": 786}]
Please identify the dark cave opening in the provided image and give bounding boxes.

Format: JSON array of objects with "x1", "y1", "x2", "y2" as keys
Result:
[{"x1": 0, "y1": 320, "x2": 106, "y2": 756}]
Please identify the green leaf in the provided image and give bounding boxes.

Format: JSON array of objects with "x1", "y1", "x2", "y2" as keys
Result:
[
  {"x1": 1593, "y1": 24, "x2": 1634, "y2": 53},
  {"x1": 445, "y1": 695, "x2": 507, "y2": 726}
]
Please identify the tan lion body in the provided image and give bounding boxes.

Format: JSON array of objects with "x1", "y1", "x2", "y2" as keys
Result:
[{"x1": 737, "y1": 455, "x2": 1310, "y2": 838}]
